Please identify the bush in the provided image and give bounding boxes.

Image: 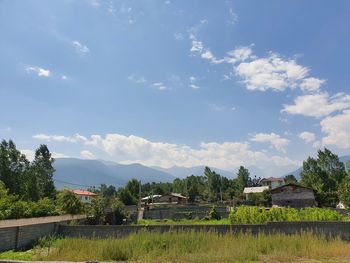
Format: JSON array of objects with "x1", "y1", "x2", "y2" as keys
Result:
[
  {"x1": 208, "y1": 205, "x2": 221, "y2": 220},
  {"x1": 229, "y1": 206, "x2": 344, "y2": 224}
]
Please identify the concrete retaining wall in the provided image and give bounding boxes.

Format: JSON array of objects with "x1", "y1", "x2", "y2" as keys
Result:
[
  {"x1": 58, "y1": 221, "x2": 350, "y2": 241},
  {"x1": 0, "y1": 215, "x2": 85, "y2": 252}
]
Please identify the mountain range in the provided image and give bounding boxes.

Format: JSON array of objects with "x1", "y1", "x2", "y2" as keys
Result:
[{"x1": 53, "y1": 155, "x2": 350, "y2": 189}]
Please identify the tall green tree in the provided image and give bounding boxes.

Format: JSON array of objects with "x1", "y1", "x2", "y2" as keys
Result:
[
  {"x1": 31, "y1": 144, "x2": 56, "y2": 199},
  {"x1": 0, "y1": 140, "x2": 29, "y2": 196},
  {"x1": 236, "y1": 166, "x2": 250, "y2": 193},
  {"x1": 301, "y1": 148, "x2": 346, "y2": 207},
  {"x1": 204, "y1": 167, "x2": 222, "y2": 202},
  {"x1": 57, "y1": 190, "x2": 83, "y2": 215}
]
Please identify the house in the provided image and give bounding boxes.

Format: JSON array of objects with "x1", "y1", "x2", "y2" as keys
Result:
[
  {"x1": 261, "y1": 177, "x2": 285, "y2": 189},
  {"x1": 141, "y1": 195, "x2": 162, "y2": 204},
  {"x1": 270, "y1": 184, "x2": 315, "y2": 208},
  {"x1": 154, "y1": 193, "x2": 187, "y2": 204},
  {"x1": 71, "y1": 189, "x2": 97, "y2": 204},
  {"x1": 243, "y1": 186, "x2": 269, "y2": 200}
]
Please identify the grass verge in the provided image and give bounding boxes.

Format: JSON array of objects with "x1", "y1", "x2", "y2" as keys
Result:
[{"x1": 2, "y1": 231, "x2": 350, "y2": 263}]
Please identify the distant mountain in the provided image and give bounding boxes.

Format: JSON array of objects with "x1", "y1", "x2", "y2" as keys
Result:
[
  {"x1": 151, "y1": 165, "x2": 234, "y2": 179},
  {"x1": 53, "y1": 158, "x2": 176, "y2": 189},
  {"x1": 284, "y1": 155, "x2": 350, "y2": 180}
]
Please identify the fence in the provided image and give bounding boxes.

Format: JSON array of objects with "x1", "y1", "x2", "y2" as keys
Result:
[{"x1": 0, "y1": 215, "x2": 85, "y2": 252}]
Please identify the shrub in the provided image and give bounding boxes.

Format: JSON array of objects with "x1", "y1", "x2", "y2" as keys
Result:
[{"x1": 229, "y1": 206, "x2": 344, "y2": 224}]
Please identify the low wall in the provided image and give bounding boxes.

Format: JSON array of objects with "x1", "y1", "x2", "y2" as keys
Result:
[
  {"x1": 143, "y1": 205, "x2": 229, "y2": 220},
  {"x1": 58, "y1": 221, "x2": 350, "y2": 241},
  {"x1": 0, "y1": 215, "x2": 85, "y2": 252}
]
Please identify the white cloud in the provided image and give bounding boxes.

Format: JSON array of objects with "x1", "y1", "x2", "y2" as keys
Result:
[
  {"x1": 174, "y1": 32, "x2": 184, "y2": 40},
  {"x1": 37, "y1": 132, "x2": 299, "y2": 174},
  {"x1": 72, "y1": 41, "x2": 90, "y2": 55},
  {"x1": 321, "y1": 110, "x2": 350, "y2": 149},
  {"x1": 250, "y1": 133, "x2": 290, "y2": 153},
  {"x1": 52, "y1": 152, "x2": 69, "y2": 159},
  {"x1": 282, "y1": 92, "x2": 350, "y2": 118},
  {"x1": 20, "y1": 149, "x2": 35, "y2": 161},
  {"x1": 225, "y1": 46, "x2": 254, "y2": 64},
  {"x1": 33, "y1": 133, "x2": 87, "y2": 143},
  {"x1": 80, "y1": 150, "x2": 95, "y2": 159},
  {"x1": 83, "y1": 133, "x2": 299, "y2": 174},
  {"x1": 298, "y1": 131, "x2": 316, "y2": 143},
  {"x1": 89, "y1": 0, "x2": 100, "y2": 8},
  {"x1": 235, "y1": 53, "x2": 308, "y2": 91},
  {"x1": 190, "y1": 84, "x2": 200, "y2": 89},
  {"x1": 300, "y1": 77, "x2": 325, "y2": 92},
  {"x1": 152, "y1": 82, "x2": 168, "y2": 91},
  {"x1": 25, "y1": 66, "x2": 51, "y2": 77},
  {"x1": 189, "y1": 76, "x2": 200, "y2": 89},
  {"x1": 61, "y1": 75, "x2": 67, "y2": 80},
  {"x1": 128, "y1": 75, "x2": 147, "y2": 84},
  {"x1": 20, "y1": 149, "x2": 68, "y2": 161}
]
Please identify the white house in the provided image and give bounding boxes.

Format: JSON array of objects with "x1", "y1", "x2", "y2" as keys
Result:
[
  {"x1": 71, "y1": 189, "x2": 97, "y2": 204},
  {"x1": 261, "y1": 177, "x2": 285, "y2": 189}
]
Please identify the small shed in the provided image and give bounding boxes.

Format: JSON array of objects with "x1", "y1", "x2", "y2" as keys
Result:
[
  {"x1": 270, "y1": 184, "x2": 315, "y2": 208},
  {"x1": 156, "y1": 193, "x2": 187, "y2": 204}
]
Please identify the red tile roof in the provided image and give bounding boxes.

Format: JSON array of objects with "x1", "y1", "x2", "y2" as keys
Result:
[{"x1": 71, "y1": 189, "x2": 97, "y2": 196}]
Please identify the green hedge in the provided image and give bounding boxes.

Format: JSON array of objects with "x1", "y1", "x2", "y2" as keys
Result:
[{"x1": 229, "y1": 206, "x2": 344, "y2": 224}]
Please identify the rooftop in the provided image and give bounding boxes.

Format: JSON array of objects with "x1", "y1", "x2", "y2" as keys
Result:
[{"x1": 71, "y1": 189, "x2": 97, "y2": 196}]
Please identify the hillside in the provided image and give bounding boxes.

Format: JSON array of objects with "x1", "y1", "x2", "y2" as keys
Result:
[{"x1": 53, "y1": 158, "x2": 176, "y2": 189}]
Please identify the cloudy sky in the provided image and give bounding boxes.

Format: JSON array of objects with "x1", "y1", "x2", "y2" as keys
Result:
[{"x1": 1, "y1": 0, "x2": 350, "y2": 177}]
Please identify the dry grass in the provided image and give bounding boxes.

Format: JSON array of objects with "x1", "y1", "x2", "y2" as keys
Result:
[{"x1": 31, "y1": 231, "x2": 350, "y2": 263}]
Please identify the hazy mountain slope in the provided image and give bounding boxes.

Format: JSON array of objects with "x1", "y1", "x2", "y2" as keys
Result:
[{"x1": 53, "y1": 158, "x2": 176, "y2": 189}]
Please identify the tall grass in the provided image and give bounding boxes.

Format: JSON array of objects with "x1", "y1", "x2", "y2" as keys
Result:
[
  {"x1": 32, "y1": 231, "x2": 350, "y2": 263},
  {"x1": 229, "y1": 206, "x2": 344, "y2": 224},
  {"x1": 137, "y1": 218, "x2": 230, "y2": 225}
]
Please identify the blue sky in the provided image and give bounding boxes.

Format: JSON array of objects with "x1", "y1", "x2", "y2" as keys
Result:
[{"x1": 1, "y1": 0, "x2": 350, "y2": 177}]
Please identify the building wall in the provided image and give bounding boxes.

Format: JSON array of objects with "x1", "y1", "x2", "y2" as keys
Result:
[{"x1": 271, "y1": 187, "x2": 315, "y2": 208}]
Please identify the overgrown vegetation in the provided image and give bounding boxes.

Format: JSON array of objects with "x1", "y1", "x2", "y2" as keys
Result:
[
  {"x1": 229, "y1": 206, "x2": 344, "y2": 224},
  {"x1": 4, "y1": 231, "x2": 350, "y2": 263}
]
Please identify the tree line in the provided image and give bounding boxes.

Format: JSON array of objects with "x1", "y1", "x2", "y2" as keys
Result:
[{"x1": 1, "y1": 138, "x2": 350, "y2": 221}]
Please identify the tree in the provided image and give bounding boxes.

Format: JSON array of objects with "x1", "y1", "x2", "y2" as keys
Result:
[
  {"x1": 111, "y1": 198, "x2": 127, "y2": 225},
  {"x1": 204, "y1": 167, "x2": 222, "y2": 202},
  {"x1": 89, "y1": 196, "x2": 106, "y2": 224},
  {"x1": 301, "y1": 148, "x2": 346, "y2": 207},
  {"x1": 236, "y1": 166, "x2": 250, "y2": 193},
  {"x1": 0, "y1": 140, "x2": 29, "y2": 196},
  {"x1": 125, "y1": 179, "x2": 140, "y2": 201},
  {"x1": 338, "y1": 176, "x2": 350, "y2": 208},
  {"x1": 31, "y1": 145, "x2": 56, "y2": 199},
  {"x1": 284, "y1": 174, "x2": 297, "y2": 184},
  {"x1": 118, "y1": 187, "x2": 136, "y2": 205},
  {"x1": 248, "y1": 175, "x2": 261, "y2": 187},
  {"x1": 57, "y1": 190, "x2": 83, "y2": 214}
]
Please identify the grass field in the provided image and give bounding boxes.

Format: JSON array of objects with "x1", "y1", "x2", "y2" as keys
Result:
[
  {"x1": 137, "y1": 218, "x2": 230, "y2": 225},
  {"x1": 2, "y1": 231, "x2": 350, "y2": 263}
]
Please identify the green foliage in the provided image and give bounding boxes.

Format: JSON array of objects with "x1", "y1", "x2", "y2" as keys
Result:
[
  {"x1": 338, "y1": 176, "x2": 350, "y2": 208},
  {"x1": 207, "y1": 205, "x2": 221, "y2": 220},
  {"x1": 88, "y1": 196, "x2": 106, "y2": 224},
  {"x1": 229, "y1": 206, "x2": 344, "y2": 224},
  {"x1": 57, "y1": 190, "x2": 83, "y2": 215},
  {"x1": 111, "y1": 198, "x2": 128, "y2": 225},
  {"x1": 284, "y1": 174, "x2": 298, "y2": 184},
  {"x1": 236, "y1": 166, "x2": 250, "y2": 193},
  {"x1": 10, "y1": 232, "x2": 350, "y2": 262},
  {"x1": 301, "y1": 148, "x2": 346, "y2": 207}
]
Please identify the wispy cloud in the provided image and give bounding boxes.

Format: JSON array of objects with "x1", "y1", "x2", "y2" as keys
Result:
[
  {"x1": 81, "y1": 150, "x2": 95, "y2": 159},
  {"x1": 128, "y1": 75, "x2": 147, "y2": 84},
  {"x1": 25, "y1": 66, "x2": 51, "y2": 77},
  {"x1": 152, "y1": 82, "x2": 168, "y2": 91},
  {"x1": 72, "y1": 41, "x2": 90, "y2": 56},
  {"x1": 189, "y1": 76, "x2": 200, "y2": 89}
]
